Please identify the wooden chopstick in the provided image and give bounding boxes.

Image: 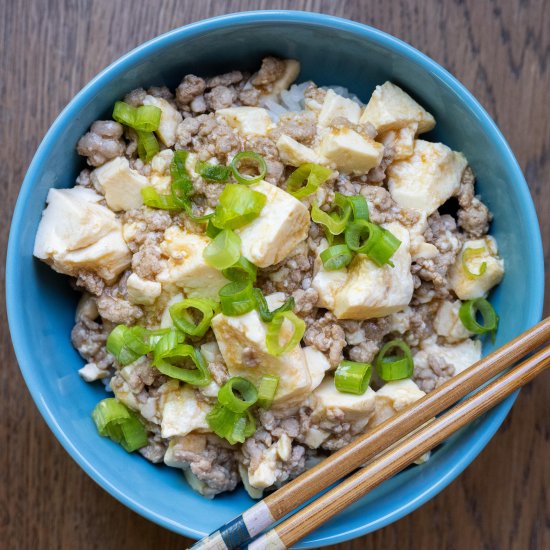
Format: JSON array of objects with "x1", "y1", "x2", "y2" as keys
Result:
[
  {"x1": 250, "y1": 343, "x2": 550, "y2": 549},
  {"x1": 190, "y1": 317, "x2": 550, "y2": 550}
]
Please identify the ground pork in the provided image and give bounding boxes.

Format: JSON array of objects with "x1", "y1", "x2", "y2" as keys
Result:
[
  {"x1": 76, "y1": 120, "x2": 125, "y2": 167},
  {"x1": 303, "y1": 312, "x2": 346, "y2": 367},
  {"x1": 176, "y1": 75, "x2": 206, "y2": 107},
  {"x1": 360, "y1": 185, "x2": 419, "y2": 227},
  {"x1": 205, "y1": 85, "x2": 237, "y2": 111},
  {"x1": 75, "y1": 270, "x2": 105, "y2": 296},
  {"x1": 272, "y1": 111, "x2": 317, "y2": 145},
  {"x1": 75, "y1": 169, "x2": 91, "y2": 188},
  {"x1": 339, "y1": 317, "x2": 393, "y2": 363},
  {"x1": 252, "y1": 57, "x2": 286, "y2": 86},
  {"x1": 139, "y1": 434, "x2": 167, "y2": 463},
  {"x1": 239, "y1": 87, "x2": 261, "y2": 106},
  {"x1": 241, "y1": 427, "x2": 307, "y2": 489},
  {"x1": 257, "y1": 242, "x2": 314, "y2": 294},
  {"x1": 365, "y1": 144, "x2": 396, "y2": 184},
  {"x1": 95, "y1": 272, "x2": 143, "y2": 325},
  {"x1": 147, "y1": 86, "x2": 173, "y2": 100},
  {"x1": 414, "y1": 354, "x2": 455, "y2": 393},
  {"x1": 71, "y1": 317, "x2": 114, "y2": 371},
  {"x1": 412, "y1": 212, "x2": 463, "y2": 295},
  {"x1": 457, "y1": 167, "x2": 491, "y2": 238},
  {"x1": 207, "y1": 359, "x2": 229, "y2": 385},
  {"x1": 292, "y1": 288, "x2": 319, "y2": 321},
  {"x1": 206, "y1": 70, "x2": 243, "y2": 88},
  {"x1": 171, "y1": 435, "x2": 240, "y2": 497},
  {"x1": 124, "y1": 88, "x2": 147, "y2": 107}
]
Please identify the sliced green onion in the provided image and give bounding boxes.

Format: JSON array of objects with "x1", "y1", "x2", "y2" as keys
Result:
[
  {"x1": 345, "y1": 220, "x2": 401, "y2": 267},
  {"x1": 170, "y1": 150, "x2": 193, "y2": 207},
  {"x1": 205, "y1": 220, "x2": 222, "y2": 238},
  {"x1": 219, "y1": 281, "x2": 256, "y2": 316},
  {"x1": 92, "y1": 398, "x2": 148, "y2": 452},
  {"x1": 311, "y1": 193, "x2": 352, "y2": 235},
  {"x1": 206, "y1": 404, "x2": 256, "y2": 445},
  {"x1": 459, "y1": 298, "x2": 499, "y2": 336},
  {"x1": 266, "y1": 311, "x2": 305, "y2": 356},
  {"x1": 106, "y1": 325, "x2": 151, "y2": 365},
  {"x1": 335, "y1": 361, "x2": 372, "y2": 395},
  {"x1": 347, "y1": 195, "x2": 369, "y2": 221},
  {"x1": 203, "y1": 229, "x2": 241, "y2": 270},
  {"x1": 141, "y1": 186, "x2": 179, "y2": 210},
  {"x1": 286, "y1": 163, "x2": 332, "y2": 199},
  {"x1": 211, "y1": 184, "x2": 266, "y2": 230},
  {"x1": 218, "y1": 376, "x2": 258, "y2": 413},
  {"x1": 113, "y1": 101, "x2": 162, "y2": 132},
  {"x1": 320, "y1": 244, "x2": 353, "y2": 271},
  {"x1": 136, "y1": 130, "x2": 160, "y2": 163},
  {"x1": 462, "y1": 247, "x2": 488, "y2": 279},
  {"x1": 257, "y1": 375, "x2": 280, "y2": 409},
  {"x1": 230, "y1": 151, "x2": 267, "y2": 185},
  {"x1": 375, "y1": 340, "x2": 414, "y2": 381},
  {"x1": 222, "y1": 256, "x2": 257, "y2": 283},
  {"x1": 196, "y1": 160, "x2": 231, "y2": 182},
  {"x1": 169, "y1": 298, "x2": 217, "y2": 338},
  {"x1": 153, "y1": 342, "x2": 211, "y2": 386},
  {"x1": 253, "y1": 289, "x2": 295, "y2": 323}
]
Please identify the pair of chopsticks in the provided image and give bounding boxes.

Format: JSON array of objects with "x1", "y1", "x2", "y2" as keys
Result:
[{"x1": 191, "y1": 317, "x2": 550, "y2": 550}]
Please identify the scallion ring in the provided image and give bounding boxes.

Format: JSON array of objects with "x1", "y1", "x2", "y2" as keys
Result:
[
  {"x1": 112, "y1": 101, "x2": 162, "y2": 132},
  {"x1": 347, "y1": 195, "x2": 370, "y2": 221},
  {"x1": 222, "y1": 256, "x2": 258, "y2": 283},
  {"x1": 335, "y1": 361, "x2": 372, "y2": 395},
  {"x1": 459, "y1": 298, "x2": 499, "y2": 336},
  {"x1": 92, "y1": 398, "x2": 148, "y2": 452},
  {"x1": 203, "y1": 229, "x2": 241, "y2": 270},
  {"x1": 219, "y1": 281, "x2": 257, "y2": 316},
  {"x1": 345, "y1": 220, "x2": 401, "y2": 267},
  {"x1": 169, "y1": 299, "x2": 217, "y2": 338},
  {"x1": 230, "y1": 151, "x2": 267, "y2": 185},
  {"x1": 211, "y1": 184, "x2": 267, "y2": 230},
  {"x1": 320, "y1": 244, "x2": 353, "y2": 271},
  {"x1": 153, "y1": 342, "x2": 211, "y2": 386},
  {"x1": 196, "y1": 160, "x2": 231, "y2": 182},
  {"x1": 375, "y1": 340, "x2": 414, "y2": 382},
  {"x1": 462, "y1": 247, "x2": 488, "y2": 279},
  {"x1": 311, "y1": 193, "x2": 352, "y2": 235},
  {"x1": 256, "y1": 375, "x2": 280, "y2": 409},
  {"x1": 286, "y1": 163, "x2": 332, "y2": 199},
  {"x1": 266, "y1": 311, "x2": 305, "y2": 356},
  {"x1": 253, "y1": 288, "x2": 295, "y2": 323},
  {"x1": 218, "y1": 376, "x2": 258, "y2": 413},
  {"x1": 206, "y1": 404, "x2": 256, "y2": 445},
  {"x1": 141, "y1": 187, "x2": 179, "y2": 210},
  {"x1": 106, "y1": 325, "x2": 152, "y2": 366},
  {"x1": 205, "y1": 220, "x2": 222, "y2": 239},
  {"x1": 136, "y1": 130, "x2": 160, "y2": 163}
]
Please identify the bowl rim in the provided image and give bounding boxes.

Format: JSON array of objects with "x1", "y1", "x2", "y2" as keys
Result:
[{"x1": 6, "y1": 9, "x2": 545, "y2": 547}]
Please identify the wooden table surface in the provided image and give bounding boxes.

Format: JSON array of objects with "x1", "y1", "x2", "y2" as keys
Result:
[{"x1": 1, "y1": 1, "x2": 549, "y2": 548}]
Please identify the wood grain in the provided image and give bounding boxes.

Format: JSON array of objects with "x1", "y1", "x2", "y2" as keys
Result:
[{"x1": 1, "y1": 1, "x2": 548, "y2": 549}]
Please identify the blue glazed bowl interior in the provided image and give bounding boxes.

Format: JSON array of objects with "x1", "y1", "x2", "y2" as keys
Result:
[{"x1": 6, "y1": 11, "x2": 544, "y2": 548}]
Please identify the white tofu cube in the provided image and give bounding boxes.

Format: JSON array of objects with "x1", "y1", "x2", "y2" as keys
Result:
[
  {"x1": 387, "y1": 140, "x2": 467, "y2": 215},
  {"x1": 235, "y1": 180, "x2": 310, "y2": 268},
  {"x1": 91, "y1": 156, "x2": 149, "y2": 211},
  {"x1": 157, "y1": 227, "x2": 229, "y2": 300},
  {"x1": 379, "y1": 123, "x2": 417, "y2": 160},
  {"x1": 316, "y1": 127, "x2": 384, "y2": 175},
  {"x1": 318, "y1": 89, "x2": 362, "y2": 127},
  {"x1": 310, "y1": 377, "x2": 377, "y2": 433},
  {"x1": 332, "y1": 222, "x2": 414, "y2": 320},
  {"x1": 303, "y1": 346, "x2": 331, "y2": 391},
  {"x1": 248, "y1": 444, "x2": 278, "y2": 489},
  {"x1": 372, "y1": 379, "x2": 425, "y2": 427},
  {"x1": 311, "y1": 267, "x2": 349, "y2": 311},
  {"x1": 160, "y1": 384, "x2": 212, "y2": 438},
  {"x1": 433, "y1": 300, "x2": 473, "y2": 342},
  {"x1": 211, "y1": 306, "x2": 312, "y2": 406},
  {"x1": 276, "y1": 134, "x2": 326, "y2": 167},
  {"x1": 143, "y1": 95, "x2": 182, "y2": 147},
  {"x1": 78, "y1": 362, "x2": 108, "y2": 382},
  {"x1": 407, "y1": 211, "x2": 438, "y2": 260},
  {"x1": 449, "y1": 236, "x2": 505, "y2": 300},
  {"x1": 360, "y1": 81, "x2": 436, "y2": 134},
  {"x1": 33, "y1": 186, "x2": 131, "y2": 282},
  {"x1": 126, "y1": 273, "x2": 162, "y2": 305},
  {"x1": 217, "y1": 107, "x2": 274, "y2": 136},
  {"x1": 414, "y1": 336, "x2": 482, "y2": 376},
  {"x1": 164, "y1": 434, "x2": 207, "y2": 468}
]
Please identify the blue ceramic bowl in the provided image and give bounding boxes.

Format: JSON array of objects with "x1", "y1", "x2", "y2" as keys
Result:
[{"x1": 6, "y1": 11, "x2": 544, "y2": 547}]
